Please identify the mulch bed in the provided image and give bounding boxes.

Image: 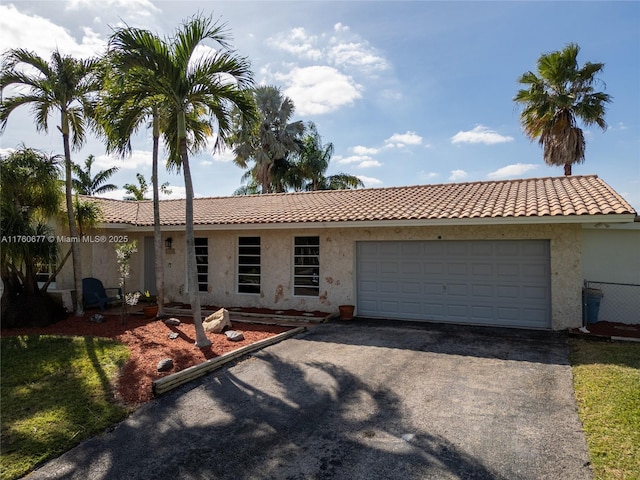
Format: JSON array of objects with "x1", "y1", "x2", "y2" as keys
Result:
[
  {"x1": 570, "y1": 321, "x2": 640, "y2": 340},
  {"x1": 1, "y1": 310, "x2": 293, "y2": 406}
]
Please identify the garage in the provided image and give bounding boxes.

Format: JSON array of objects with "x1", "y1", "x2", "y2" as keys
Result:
[{"x1": 356, "y1": 240, "x2": 551, "y2": 329}]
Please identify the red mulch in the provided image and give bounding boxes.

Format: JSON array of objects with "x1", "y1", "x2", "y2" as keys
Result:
[
  {"x1": 571, "y1": 321, "x2": 640, "y2": 339},
  {"x1": 1, "y1": 311, "x2": 292, "y2": 406}
]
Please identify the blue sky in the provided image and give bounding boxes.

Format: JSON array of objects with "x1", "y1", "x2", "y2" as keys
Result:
[{"x1": 1, "y1": 1, "x2": 639, "y2": 210}]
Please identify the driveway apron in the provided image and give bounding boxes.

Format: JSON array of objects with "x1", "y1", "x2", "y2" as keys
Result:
[{"x1": 28, "y1": 321, "x2": 592, "y2": 480}]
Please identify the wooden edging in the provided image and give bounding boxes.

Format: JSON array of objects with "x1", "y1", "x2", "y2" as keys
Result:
[{"x1": 152, "y1": 326, "x2": 307, "y2": 397}]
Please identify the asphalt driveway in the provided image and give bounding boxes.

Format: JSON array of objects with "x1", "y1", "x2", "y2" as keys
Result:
[{"x1": 29, "y1": 321, "x2": 592, "y2": 480}]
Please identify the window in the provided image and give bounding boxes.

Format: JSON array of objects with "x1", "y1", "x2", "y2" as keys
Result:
[
  {"x1": 195, "y1": 237, "x2": 208, "y2": 292},
  {"x1": 36, "y1": 262, "x2": 56, "y2": 289},
  {"x1": 294, "y1": 236, "x2": 319, "y2": 296},
  {"x1": 238, "y1": 237, "x2": 261, "y2": 294}
]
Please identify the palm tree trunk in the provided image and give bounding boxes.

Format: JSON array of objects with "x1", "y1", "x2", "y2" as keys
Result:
[
  {"x1": 180, "y1": 137, "x2": 211, "y2": 348},
  {"x1": 62, "y1": 113, "x2": 84, "y2": 316},
  {"x1": 152, "y1": 111, "x2": 165, "y2": 317},
  {"x1": 564, "y1": 163, "x2": 572, "y2": 176}
]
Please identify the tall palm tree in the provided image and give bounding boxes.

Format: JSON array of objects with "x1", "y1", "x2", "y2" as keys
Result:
[
  {"x1": 71, "y1": 154, "x2": 119, "y2": 195},
  {"x1": 97, "y1": 72, "x2": 169, "y2": 315},
  {"x1": 514, "y1": 43, "x2": 611, "y2": 176},
  {"x1": 0, "y1": 49, "x2": 102, "y2": 316},
  {"x1": 232, "y1": 86, "x2": 304, "y2": 194},
  {"x1": 294, "y1": 123, "x2": 364, "y2": 191},
  {"x1": 109, "y1": 14, "x2": 256, "y2": 347}
]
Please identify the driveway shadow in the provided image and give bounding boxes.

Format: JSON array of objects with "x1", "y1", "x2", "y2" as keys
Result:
[
  {"x1": 319, "y1": 318, "x2": 571, "y2": 365},
  {"x1": 30, "y1": 323, "x2": 590, "y2": 480}
]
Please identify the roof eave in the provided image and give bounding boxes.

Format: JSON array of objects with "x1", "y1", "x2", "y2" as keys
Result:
[{"x1": 96, "y1": 213, "x2": 637, "y2": 232}]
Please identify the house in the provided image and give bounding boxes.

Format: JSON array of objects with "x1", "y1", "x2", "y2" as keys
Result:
[{"x1": 54, "y1": 175, "x2": 637, "y2": 331}]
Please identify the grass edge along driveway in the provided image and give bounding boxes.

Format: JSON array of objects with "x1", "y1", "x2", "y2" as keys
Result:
[
  {"x1": 0, "y1": 335, "x2": 131, "y2": 480},
  {"x1": 570, "y1": 338, "x2": 640, "y2": 480}
]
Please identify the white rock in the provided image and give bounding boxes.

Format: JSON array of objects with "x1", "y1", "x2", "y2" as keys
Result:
[{"x1": 203, "y1": 308, "x2": 231, "y2": 333}]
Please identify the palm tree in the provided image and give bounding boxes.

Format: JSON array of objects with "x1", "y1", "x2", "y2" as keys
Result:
[
  {"x1": 514, "y1": 43, "x2": 612, "y2": 175},
  {"x1": 109, "y1": 14, "x2": 256, "y2": 347},
  {"x1": 0, "y1": 49, "x2": 102, "y2": 316},
  {"x1": 123, "y1": 173, "x2": 151, "y2": 201},
  {"x1": 232, "y1": 86, "x2": 304, "y2": 193},
  {"x1": 123, "y1": 173, "x2": 171, "y2": 201},
  {"x1": 294, "y1": 123, "x2": 364, "y2": 191},
  {"x1": 71, "y1": 154, "x2": 119, "y2": 195},
  {"x1": 0, "y1": 147, "x2": 66, "y2": 327},
  {"x1": 97, "y1": 69, "x2": 170, "y2": 316}
]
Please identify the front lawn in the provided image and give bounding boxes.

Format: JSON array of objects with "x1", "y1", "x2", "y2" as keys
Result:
[
  {"x1": 570, "y1": 338, "x2": 640, "y2": 480},
  {"x1": 0, "y1": 335, "x2": 131, "y2": 480}
]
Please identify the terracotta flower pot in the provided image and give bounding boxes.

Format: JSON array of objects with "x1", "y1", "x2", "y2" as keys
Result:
[
  {"x1": 338, "y1": 305, "x2": 355, "y2": 321},
  {"x1": 143, "y1": 305, "x2": 158, "y2": 319}
]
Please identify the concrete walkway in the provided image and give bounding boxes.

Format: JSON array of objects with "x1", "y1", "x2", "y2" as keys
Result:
[{"x1": 28, "y1": 321, "x2": 592, "y2": 480}]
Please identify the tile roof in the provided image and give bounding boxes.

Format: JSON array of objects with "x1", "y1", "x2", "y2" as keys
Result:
[{"x1": 84, "y1": 175, "x2": 636, "y2": 227}]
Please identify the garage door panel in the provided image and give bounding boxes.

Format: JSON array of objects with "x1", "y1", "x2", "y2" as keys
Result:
[
  {"x1": 357, "y1": 240, "x2": 551, "y2": 329},
  {"x1": 447, "y1": 283, "x2": 468, "y2": 296},
  {"x1": 447, "y1": 263, "x2": 468, "y2": 275},
  {"x1": 402, "y1": 282, "x2": 421, "y2": 294},
  {"x1": 472, "y1": 284, "x2": 494, "y2": 298},
  {"x1": 472, "y1": 263, "x2": 493, "y2": 276},
  {"x1": 379, "y1": 281, "x2": 398, "y2": 294},
  {"x1": 424, "y1": 262, "x2": 444, "y2": 274},
  {"x1": 497, "y1": 264, "x2": 520, "y2": 276},
  {"x1": 401, "y1": 262, "x2": 421, "y2": 274}
]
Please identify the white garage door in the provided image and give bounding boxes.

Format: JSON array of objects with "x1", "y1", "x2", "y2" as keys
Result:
[{"x1": 357, "y1": 240, "x2": 551, "y2": 329}]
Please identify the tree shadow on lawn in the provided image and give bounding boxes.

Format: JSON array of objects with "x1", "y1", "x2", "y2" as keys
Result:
[{"x1": 0, "y1": 335, "x2": 129, "y2": 480}]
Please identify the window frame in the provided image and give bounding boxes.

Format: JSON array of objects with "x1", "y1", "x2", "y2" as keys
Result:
[
  {"x1": 194, "y1": 237, "x2": 208, "y2": 293},
  {"x1": 293, "y1": 236, "x2": 320, "y2": 297},
  {"x1": 237, "y1": 236, "x2": 261, "y2": 294}
]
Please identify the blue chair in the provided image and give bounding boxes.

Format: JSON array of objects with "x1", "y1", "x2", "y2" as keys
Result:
[{"x1": 82, "y1": 277, "x2": 121, "y2": 310}]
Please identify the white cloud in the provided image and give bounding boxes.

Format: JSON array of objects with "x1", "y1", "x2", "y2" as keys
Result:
[
  {"x1": 98, "y1": 185, "x2": 188, "y2": 200},
  {"x1": 384, "y1": 131, "x2": 423, "y2": 148},
  {"x1": 0, "y1": 147, "x2": 16, "y2": 157},
  {"x1": 419, "y1": 171, "x2": 439, "y2": 182},
  {"x1": 487, "y1": 163, "x2": 538, "y2": 180},
  {"x1": 451, "y1": 125, "x2": 514, "y2": 145},
  {"x1": 357, "y1": 175, "x2": 383, "y2": 187},
  {"x1": 66, "y1": 0, "x2": 160, "y2": 17},
  {"x1": 95, "y1": 150, "x2": 151, "y2": 170},
  {"x1": 449, "y1": 169, "x2": 468, "y2": 181},
  {"x1": 335, "y1": 155, "x2": 381, "y2": 168},
  {"x1": 352, "y1": 145, "x2": 380, "y2": 155},
  {"x1": 266, "y1": 27, "x2": 322, "y2": 61},
  {"x1": 327, "y1": 41, "x2": 389, "y2": 72},
  {"x1": 0, "y1": 4, "x2": 105, "y2": 59},
  {"x1": 267, "y1": 23, "x2": 389, "y2": 75},
  {"x1": 278, "y1": 66, "x2": 362, "y2": 115},
  {"x1": 160, "y1": 185, "x2": 187, "y2": 200},
  {"x1": 357, "y1": 159, "x2": 383, "y2": 168}
]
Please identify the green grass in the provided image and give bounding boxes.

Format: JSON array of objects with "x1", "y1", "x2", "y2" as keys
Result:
[
  {"x1": 570, "y1": 338, "x2": 640, "y2": 480},
  {"x1": 0, "y1": 335, "x2": 131, "y2": 480}
]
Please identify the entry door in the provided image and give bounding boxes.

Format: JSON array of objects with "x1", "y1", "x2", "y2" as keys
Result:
[{"x1": 356, "y1": 240, "x2": 551, "y2": 329}]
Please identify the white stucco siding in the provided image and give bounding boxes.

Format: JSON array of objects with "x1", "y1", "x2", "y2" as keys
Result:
[
  {"x1": 153, "y1": 223, "x2": 581, "y2": 330},
  {"x1": 57, "y1": 222, "x2": 583, "y2": 330}
]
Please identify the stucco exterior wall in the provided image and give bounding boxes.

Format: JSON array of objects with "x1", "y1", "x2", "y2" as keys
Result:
[{"x1": 52, "y1": 222, "x2": 583, "y2": 329}]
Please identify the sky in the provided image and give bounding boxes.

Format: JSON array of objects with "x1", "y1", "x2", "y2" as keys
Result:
[{"x1": 1, "y1": 1, "x2": 639, "y2": 210}]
